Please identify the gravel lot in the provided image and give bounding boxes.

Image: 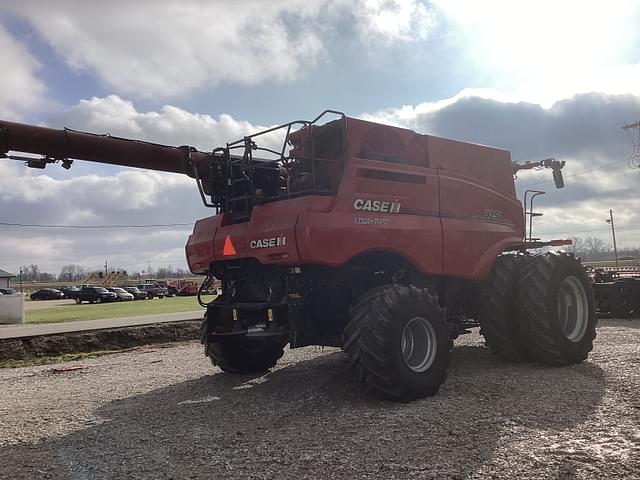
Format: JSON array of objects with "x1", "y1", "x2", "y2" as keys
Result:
[{"x1": 1, "y1": 319, "x2": 639, "y2": 480}]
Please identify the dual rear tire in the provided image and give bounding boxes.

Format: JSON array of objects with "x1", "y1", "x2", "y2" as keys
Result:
[
  {"x1": 477, "y1": 254, "x2": 533, "y2": 362},
  {"x1": 480, "y1": 252, "x2": 596, "y2": 366},
  {"x1": 518, "y1": 252, "x2": 596, "y2": 365}
]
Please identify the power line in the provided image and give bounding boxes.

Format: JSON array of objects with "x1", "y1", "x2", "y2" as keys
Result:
[{"x1": 0, "y1": 222, "x2": 192, "y2": 229}]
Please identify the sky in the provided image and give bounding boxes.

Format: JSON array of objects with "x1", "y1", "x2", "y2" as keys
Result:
[{"x1": 0, "y1": 0, "x2": 639, "y2": 275}]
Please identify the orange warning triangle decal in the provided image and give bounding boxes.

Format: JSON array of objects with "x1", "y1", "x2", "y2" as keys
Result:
[{"x1": 223, "y1": 235, "x2": 237, "y2": 256}]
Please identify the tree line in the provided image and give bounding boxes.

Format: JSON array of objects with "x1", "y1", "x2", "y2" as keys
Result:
[
  {"x1": 567, "y1": 236, "x2": 638, "y2": 262},
  {"x1": 17, "y1": 264, "x2": 193, "y2": 282}
]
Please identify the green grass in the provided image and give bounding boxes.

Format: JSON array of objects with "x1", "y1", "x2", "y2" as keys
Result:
[{"x1": 26, "y1": 296, "x2": 205, "y2": 324}]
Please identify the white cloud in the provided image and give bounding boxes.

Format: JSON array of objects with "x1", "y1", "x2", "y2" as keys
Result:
[
  {"x1": 48, "y1": 95, "x2": 268, "y2": 151},
  {"x1": 431, "y1": 0, "x2": 640, "y2": 105},
  {"x1": 2, "y1": 0, "x2": 323, "y2": 97},
  {"x1": 0, "y1": 23, "x2": 47, "y2": 120},
  {"x1": 2, "y1": 0, "x2": 436, "y2": 99},
  {"x1": 354, "y1": 0, "x2": 434, "y2": 41},
  {"x1": 0, "y1": 158, "x2": 201, "y2": 273}
]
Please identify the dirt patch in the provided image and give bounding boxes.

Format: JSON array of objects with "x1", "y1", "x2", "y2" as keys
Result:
[{"x1": 0, "y1": 320, "x2": 201, "y2": 363}]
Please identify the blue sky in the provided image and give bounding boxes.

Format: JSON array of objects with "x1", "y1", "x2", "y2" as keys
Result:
[{"x1": 1, "y1": 0, "x2": 640, "y2": 274}]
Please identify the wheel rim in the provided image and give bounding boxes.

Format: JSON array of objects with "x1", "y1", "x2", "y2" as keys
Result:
[
  {"x1": 557, "y1": 276, "x2": 589, "y2": 342},
  {"x1": 400, "y1": 316, "x2": 437, "y2": 373}
]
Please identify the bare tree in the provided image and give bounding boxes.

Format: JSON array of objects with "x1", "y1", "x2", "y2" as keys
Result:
[{"x1": 59, "y1": 264, "x2": 87, "y2": 282}]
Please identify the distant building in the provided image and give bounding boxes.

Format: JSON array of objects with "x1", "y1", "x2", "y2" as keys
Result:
[{"x1": 0, "y1": 269, "x2": 15, "y2": 289}]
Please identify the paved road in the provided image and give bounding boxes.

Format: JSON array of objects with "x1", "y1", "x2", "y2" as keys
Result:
[{"x1": 0, "y1": 311, "x2": 203, "y2": 339}]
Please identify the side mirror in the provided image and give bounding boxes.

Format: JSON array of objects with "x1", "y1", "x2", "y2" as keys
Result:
[{"x1": 553, "y1": 169, "x2": 564, "y2": 189}]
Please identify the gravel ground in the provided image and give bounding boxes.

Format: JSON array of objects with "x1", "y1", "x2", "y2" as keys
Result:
[{"x1": 1, "y1": 319, "x2": 639, "y2": 480}]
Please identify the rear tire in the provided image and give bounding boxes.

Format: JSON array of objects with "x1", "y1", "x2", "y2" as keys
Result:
[
  {"x1": 477, "y1": 254, "x2": 533, "y2": 362},
  {"x1": 207, "y1": 337, "x2": 286, "y2": 373},
  {"x1": 344, "y1": 284, "x2": 450, "y2": 401},
  {"x1": 518, "y1": 252, "x2": 596, "y2": 365}
]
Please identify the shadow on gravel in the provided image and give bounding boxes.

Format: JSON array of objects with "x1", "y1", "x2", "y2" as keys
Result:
[{"x1": 1, "y1": 345, "x2": 606, "y2": 479}]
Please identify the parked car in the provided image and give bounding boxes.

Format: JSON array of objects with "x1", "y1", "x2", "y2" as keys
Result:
[
  {"x1": 107, "y1": 287, "x2": 134, "y2": 301},
  {"x1": 0, "y1": 288, "x2": 18, "y2": 295},
  {"x1": 137, "y1": 284, "x2": 168, "y2": 299},
  {"x1": 30, "y1": 288, "x2": 65, "y2": 300},
  {"x1": 60, "y1": 286, "x2": 80, "y2": 299},
  {"x1": 74, "y1": 286, "x2": 118, "y2": 304},
  {"x1": 123, "y1": 286, "x2": 148, "y2": 300}
]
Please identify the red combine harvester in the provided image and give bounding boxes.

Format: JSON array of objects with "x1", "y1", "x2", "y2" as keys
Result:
[{"x1": 0, "y1": 111, "x2": 595, "y2": 400}]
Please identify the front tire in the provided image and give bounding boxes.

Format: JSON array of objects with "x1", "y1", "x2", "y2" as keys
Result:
[
  {"x1": 518, "y1": 252, "x2": 596, "y2": 365},
  {"x1": 344, "y1": 285, "x2": 451, "y2": 401}
]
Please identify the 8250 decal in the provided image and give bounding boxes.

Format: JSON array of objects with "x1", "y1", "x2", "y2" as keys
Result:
[{"x1": 483, "y1": 209, "x2": 504, "y2": 219}]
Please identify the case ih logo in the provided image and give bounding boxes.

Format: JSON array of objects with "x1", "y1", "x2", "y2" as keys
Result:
[
  {"x1": 250, "y1": 236, "x2": 287, "y2": 249},
  {"x1": 353, "y1": 198, "x2": 401, "y2": 213}
]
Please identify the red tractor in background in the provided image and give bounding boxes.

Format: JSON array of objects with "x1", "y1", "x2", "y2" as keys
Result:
[{"x1": 0, "y1": 111, "x2": 596, "y2": 401}]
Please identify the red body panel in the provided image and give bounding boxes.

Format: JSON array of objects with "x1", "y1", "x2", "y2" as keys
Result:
[
  {"x1": 186, "y1": 216, "x2": 219, "y2": 273},
  {"x1": 186, "y1": 117, "x2": 525, "y2": 281}
]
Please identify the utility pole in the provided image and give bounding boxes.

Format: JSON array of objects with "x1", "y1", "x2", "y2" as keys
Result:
[
  {"x1": 606, "y1": 209, "x2": 619, "y2": 268},
  {"x1": 104, "y1": 260, "x2": 108, "y2": 278},
  {"x1": 147, "y1": 261, "x2": 152, "y2": 278}
]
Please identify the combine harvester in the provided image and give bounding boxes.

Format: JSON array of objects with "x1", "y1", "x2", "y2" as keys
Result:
[{"x1": 0, "y1": 112, "x2": 596, "y2": 400}]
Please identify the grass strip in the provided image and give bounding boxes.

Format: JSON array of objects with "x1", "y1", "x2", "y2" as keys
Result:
[{"x1": 26, "y1": 296, "x2": 203, "y2": 323}]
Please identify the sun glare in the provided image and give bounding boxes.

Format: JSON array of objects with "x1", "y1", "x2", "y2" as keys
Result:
[{"x1": 434, "y1": 0, "x2": 640, "y2": 104}]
